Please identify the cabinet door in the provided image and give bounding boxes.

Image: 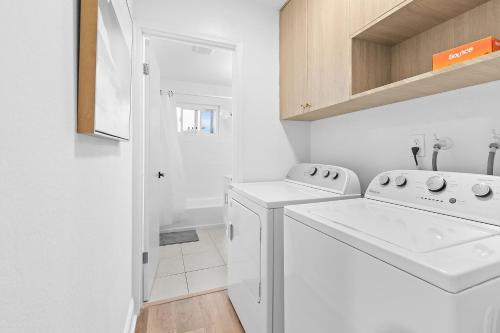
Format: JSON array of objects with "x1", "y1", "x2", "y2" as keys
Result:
[
  {"x1": 307, "y1": 0, "x2": 350, "y2": 111},
  {"x1": 350, "y1": 0, "x2": 405, "y2": 34},
  {"x1": 280, "y1": 0, "x2": 308, "y2": 119}
]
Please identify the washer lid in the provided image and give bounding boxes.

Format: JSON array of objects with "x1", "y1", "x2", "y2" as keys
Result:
[
  {"x1": 311, "y1": 199, "x2": 495, "y2": 253},
  {"x1": 230, "y1": 181, "x2": 359, "y2": 209},
  {"x1": 285, "y1": 199, "x2": 500, "y2": 293}
]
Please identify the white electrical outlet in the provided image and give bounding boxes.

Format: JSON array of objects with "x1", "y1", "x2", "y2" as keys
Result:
[{"x1": 410, "y1": 134, "x2": 425, "y2": 157}]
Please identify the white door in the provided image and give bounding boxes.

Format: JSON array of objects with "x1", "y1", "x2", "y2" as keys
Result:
[{"x1": 143, "y1": 46, "x2": 165, "y2": 301}]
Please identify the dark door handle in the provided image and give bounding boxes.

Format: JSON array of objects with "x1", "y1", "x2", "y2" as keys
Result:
[{"x1": 158, "y1": 171, "x2": 165, "y2": 179}]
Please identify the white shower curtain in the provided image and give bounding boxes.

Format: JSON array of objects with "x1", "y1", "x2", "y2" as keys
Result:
[{"x1": 160, "y1": 92, "x2": 187, "y2": 223}]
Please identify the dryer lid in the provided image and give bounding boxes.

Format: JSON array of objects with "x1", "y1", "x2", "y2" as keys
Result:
[{"x1": 285, "y1": 199, "x2": 500, "y2": 293}]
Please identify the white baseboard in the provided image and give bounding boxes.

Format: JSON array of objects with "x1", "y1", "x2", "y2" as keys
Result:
[
  {"x1": 123, "y1": 298, "x2": 137, "y2": 333},
  {"x1": 129, "y1": 315, "x2": 137, "y2": 333}
]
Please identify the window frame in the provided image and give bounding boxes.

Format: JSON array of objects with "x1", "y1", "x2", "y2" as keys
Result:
[{"x1": 176, "y1": 103, "x2": 220, "y2": 136}]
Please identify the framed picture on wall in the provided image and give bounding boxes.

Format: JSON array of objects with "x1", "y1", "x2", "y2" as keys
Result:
[{"x1": 78, "y1": 0, "x2": 133, "y2": 141}]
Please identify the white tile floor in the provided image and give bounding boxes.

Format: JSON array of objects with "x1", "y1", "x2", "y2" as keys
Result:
[{"x1": 149, "y1": 226, "x2": 228, "y2": 302}]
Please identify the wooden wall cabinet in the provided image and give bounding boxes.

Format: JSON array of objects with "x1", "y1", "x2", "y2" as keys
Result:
[
  {"x1": 280, "y1": 0, "x2": 350, "y2": 120},
  {"x1": 280, "y1": 0, "x2": 308, "y2": 119},
  {"x1": 307, "y1": 0, "x2": 350, "y2": 112},
  {"x1": 349, "y1": 0, "x2": 405, "y2": 35},
  {"x1": 280, "y1": 0, "x2": 500, "y2": 121}
]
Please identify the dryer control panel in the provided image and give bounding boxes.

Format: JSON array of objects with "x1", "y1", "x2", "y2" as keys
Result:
[
  {"x1": 286, "y1": 164, "x2": 361, "y2": 195},
  {"x1": 366, "y1": 170, "x2": 500, "y2": 226}
]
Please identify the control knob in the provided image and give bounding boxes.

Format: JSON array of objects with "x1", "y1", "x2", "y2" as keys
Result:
[
  {"x1": 379, "y1": 175, "x2": 390, "y2": 186},
  {"x1": 322, "y1": 170, "x2": 330, "y2": 178},
  {"x1": 331, "y1": 171, "x2": 339, "y2": 179},
  {"x1": 395, "y1": 175, "x2": 407, "y2": 187},
  {"x1": 426, "y1": 176, "x2": 447, "y2": 192},
  {"x1": 472, "y1": 183, "x2": 492, "y2": 198},
  {"x1": 309, "y1": 167, "x2": 318, "y2": 176}
]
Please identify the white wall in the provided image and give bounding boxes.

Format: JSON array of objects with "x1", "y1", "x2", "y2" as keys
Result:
[
  {"x1": 311, "y1": 81, "x2": 500, "y2": 192},
  {"x1": 134, "y1": 0, "x2": 311, "y2": 182},
  {"x1": 0, "y1": 1, "x2": 133, "y2": 332},
  {"x1": 162, "y1": 79, "x2": 233, "y2": 205}
]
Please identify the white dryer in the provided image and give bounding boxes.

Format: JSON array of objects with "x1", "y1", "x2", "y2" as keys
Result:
[
  {"x1": 284, "y1": 170, "x2": 500, "y2": 333},
  {"x1": 227, "y1": 164, "x2": 361, "y2": 333}
]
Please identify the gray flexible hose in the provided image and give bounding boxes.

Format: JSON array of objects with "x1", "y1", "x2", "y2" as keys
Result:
[
  {"x1": 487, "y1": 151, "x2": 496, "y2": 175},
  {"x1": 432, "y1": 150, "x2": 439, "y2": 171}
]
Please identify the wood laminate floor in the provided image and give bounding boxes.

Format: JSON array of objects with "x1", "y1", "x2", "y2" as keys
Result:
[{"x1": 135, "y1": 291, "x2": 245, "y2": 333}]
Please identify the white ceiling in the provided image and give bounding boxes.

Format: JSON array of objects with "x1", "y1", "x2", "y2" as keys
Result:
[
  {"x1": 250, "y1": 0, "x2": 287, "y2": 9},
  {"x1": 150, "y1": 39, "x2": 233, "y2": 87}
]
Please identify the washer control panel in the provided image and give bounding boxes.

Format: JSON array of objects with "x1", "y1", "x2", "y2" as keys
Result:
[
  {"x1": 286, "y1": 163, "x2": 361, "y2": 195},
  {"x1": 366, "y1": 170, "x2": 500, "y2": 226}
]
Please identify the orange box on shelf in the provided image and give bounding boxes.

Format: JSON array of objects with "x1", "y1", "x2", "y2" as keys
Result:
[{"x1": 432, "y1": 36, "x2": 500, "y2": 70}]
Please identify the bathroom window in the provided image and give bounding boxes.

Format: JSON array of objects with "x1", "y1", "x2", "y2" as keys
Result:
[{"x1": 177, "y1": 105, "x2": 219, "y2": 135}]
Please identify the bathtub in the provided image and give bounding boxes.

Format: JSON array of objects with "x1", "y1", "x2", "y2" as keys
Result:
[{"x1": 160, "y1": 196, "x2": 225, "y2": 232}]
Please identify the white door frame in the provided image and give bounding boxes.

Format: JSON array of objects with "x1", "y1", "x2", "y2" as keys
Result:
[{"x1": 131, "y1": 25, "x2": 243, "y2": 310}]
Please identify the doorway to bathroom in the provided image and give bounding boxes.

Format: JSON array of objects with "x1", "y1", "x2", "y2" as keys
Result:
[{"x1": 140, "y1": 31, "x2": 238, "y2": 303}]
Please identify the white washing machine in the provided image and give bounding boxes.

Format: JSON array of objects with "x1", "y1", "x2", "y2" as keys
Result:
[
  {"x1": 284, "y1": 170, "x2": 500, "y2": 333},
  {"x1": 227, "y1": 163, "x2": 361, "y2": 333}
]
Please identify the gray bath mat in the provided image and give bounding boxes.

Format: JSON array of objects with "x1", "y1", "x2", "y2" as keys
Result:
[{"x1": 160, "y1": 230, "x2": 199, "y2": 246}]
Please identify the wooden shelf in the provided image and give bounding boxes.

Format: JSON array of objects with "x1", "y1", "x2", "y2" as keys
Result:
[
  {"x1": 280, "y1": 0, "x2": 500, "y2": 121},
  {"x1": 289, "y1": 52, "x2": 500, "y2": 121},
  {"x1": 353, "y1": 0, "x2": 490, "y2": 45}
]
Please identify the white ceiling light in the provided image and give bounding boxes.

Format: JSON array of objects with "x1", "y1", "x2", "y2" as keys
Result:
[{"x1": 191, "y1": 45, "x2": 213, "y2": 55}]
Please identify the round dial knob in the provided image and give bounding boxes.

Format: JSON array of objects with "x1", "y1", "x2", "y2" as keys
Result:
[
  {"x1": 426, "y1": 176, "x2": 447, "y2": 192},
  {"x1": 331, "y1": 171, "x2": 339, "y2": 179},
  {"x1": 472, "y1": 183, "x2": 492, "y2": 198},
  {"x1": 379, "y1": 175, "x2": 390, "y2": 186},
  {"x1": 309, "y1": 167, "x2": 318, "y2": 176},
  {"x1": 322, "y1": 170, "x2": 330, "y2": 178},
  {"x1": 395, "y1": 175, "x2": 407, "y2": 187}
]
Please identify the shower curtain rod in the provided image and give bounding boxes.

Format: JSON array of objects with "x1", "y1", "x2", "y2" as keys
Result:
[{"x1": 160, "y1": 90, "x2": 232, "y2": 100}]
